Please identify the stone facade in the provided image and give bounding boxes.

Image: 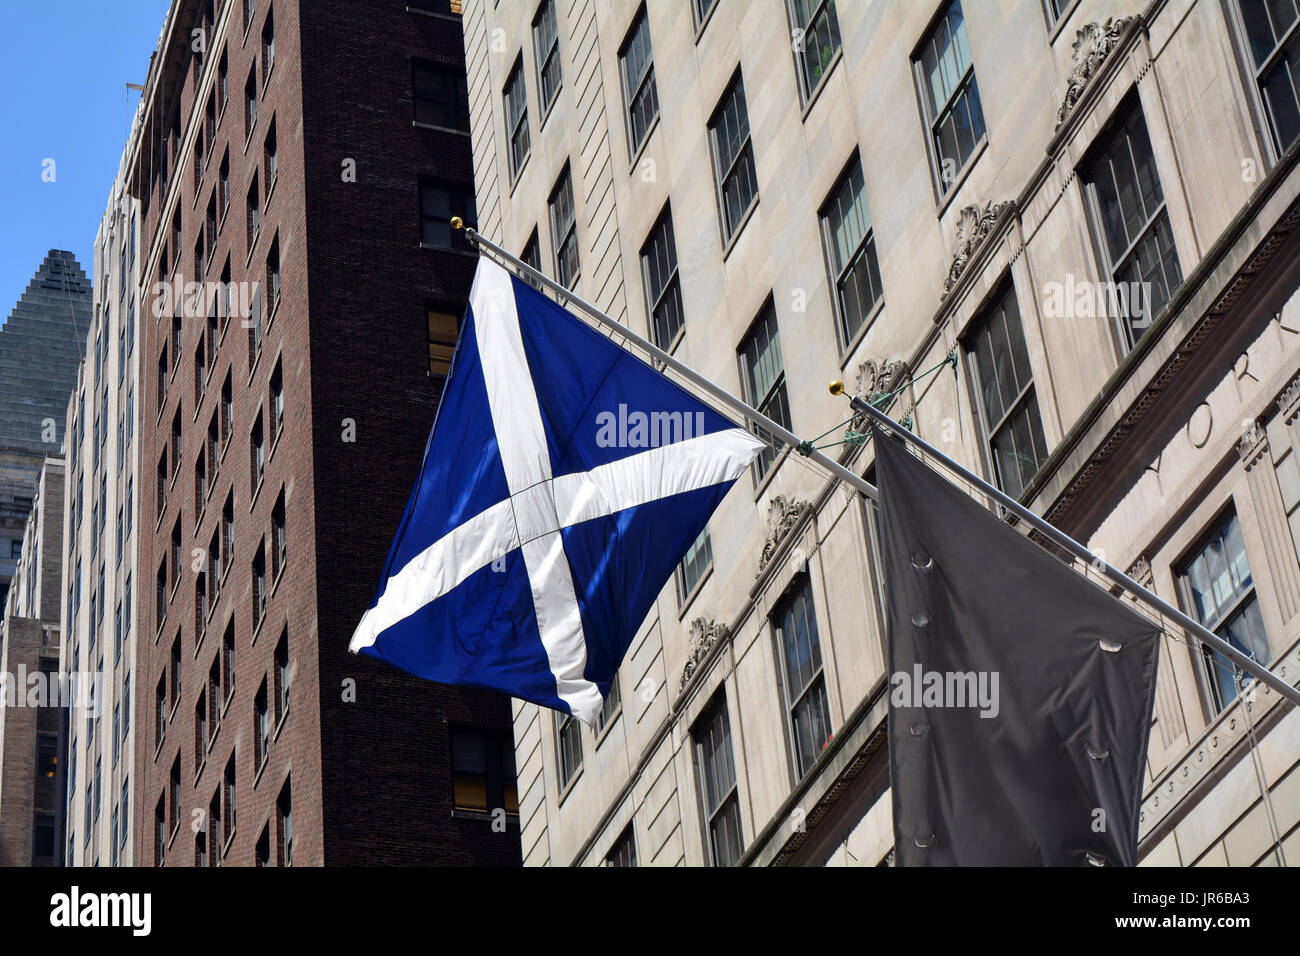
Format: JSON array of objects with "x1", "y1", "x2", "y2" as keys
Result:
[{"x1": 463, "y1": 0, "x2": 1300, "y2": 866}]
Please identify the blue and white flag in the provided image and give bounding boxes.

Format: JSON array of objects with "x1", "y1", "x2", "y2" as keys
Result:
[{"x1": 349, "y1": 258, "x2": 766, "y2": 723}]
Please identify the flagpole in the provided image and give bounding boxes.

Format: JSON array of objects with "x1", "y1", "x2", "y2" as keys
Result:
[
  {"x1": 455, "y1": 221, "x2": 879, "y2": 502},
  {"x1": 834, "y1": 384, "x2": 1300, "y2": 710}
]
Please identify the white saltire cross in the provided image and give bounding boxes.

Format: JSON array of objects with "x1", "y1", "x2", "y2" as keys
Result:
[{"x1": 349, "y1": 259, "x2": 765, "y2": 722}]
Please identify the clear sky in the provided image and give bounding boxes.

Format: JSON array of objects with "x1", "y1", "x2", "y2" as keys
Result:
[{"x1": 0, "y1": 0, "x2": 172, "y2": 328}]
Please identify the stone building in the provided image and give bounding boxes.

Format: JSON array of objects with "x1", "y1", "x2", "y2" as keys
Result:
[
  {"x1": 0, "y1": 251, "x2": 91, "y2": 613},
  {"x1": 0, "y1": 459, "x2": 66, "y2": 866},
  {"x1": 125, "y1": 0, "x2": 518, "y2": 866},
  {"x1": 461, "y1": 0, "x2": 1300, "y2": 865},
  {"x1": 60, "y1": 133, "x2": 145, "y2": 865}
]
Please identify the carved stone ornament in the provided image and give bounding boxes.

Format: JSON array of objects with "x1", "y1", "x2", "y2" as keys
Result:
[
  {"x1": 941, "y1": 201, "x2": 1014, "y2": 299},
  {"x1": 680, "y1": 617, "x2": 728, "y2": 690},
  {"x1": 1126, "y1": 555, "x2": 1152, "y2": 589},
  {"x1": 850, "y1": 358, "x2": 909, "y2": 430},
  {"x1": 1279, "y1": 372, "x2": 1300, "y2": 419},
  {"x1": 1055, "y1": 17, "x2": 1142, "y2": 130},
  {"x1": 1237, "y1": 417, "x2": 1267, "y2": 467},
  {"x1": 758, "y1": 495, "x2": 810, "y2": 573}
]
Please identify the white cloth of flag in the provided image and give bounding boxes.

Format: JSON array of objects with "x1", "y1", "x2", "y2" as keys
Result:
[{"x1": 349, "y1": 257, "x2": 765, "y2": 723}]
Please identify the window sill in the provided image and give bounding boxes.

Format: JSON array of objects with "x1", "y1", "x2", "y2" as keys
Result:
[
  {"x1": 538, "y1": 87, "x2": 563, "y2": 132},
  {"x1": 412, "y1": 119, "x2": 472, "y2": 138},
  {"x1": 751, "y1": 443, "x2": 793, "y2": 500},
  {"x1": 628, "y1": 114, "x2": 660, "y2": 174},
  {"x1": 593, "y1": 708, "x2": 621, "y2": 749},
  {"x1": 693, "y1": 0, "x2": 719, "y2": 43},
  {"x1": 273, "y1": 706, "x2": 289, "y2": 742},
  {"x1": 418, "y1": 242, "x2": 479, "y2": 259},
  {"x1": 676, "y1": 563, "x2": 714, "y2": 621},
  {"x1": 556, "y1": 766, "x2": 583, "y2": 807},
  {"x1": 250, "y1": 474, "x2": 265, "y2": 511},
  {"x1": 244, "y1": 228, "x2": 261, "y2": 270},
  {"x1": 222, "y1": 827, "x2": 236, "y2": 859},
  {"x1": 720, "y1": 199, "x2": 759, "y2": 263},
  {"x1": 934, "y1": 137, "x2": 988, "y2": 219},
  {"x1": 836, "y1": 297, "x2": 886, "y2": 371},
  {"x1": 798, "y1": 50, "x2": 842, "y2": 123},
  {"x1": 253, "y1": 753, "x2": 269, "y2": 789},
  {"x1": 508, "y1": 151, "x2": 532, "y2": 197},
  {"x1": 451, "y1": 808, "x2": 521, "y2": 826}
]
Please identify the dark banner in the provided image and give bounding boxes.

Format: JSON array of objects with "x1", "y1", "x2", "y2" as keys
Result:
[{"x1": 874, "y1": 428, "x2": 1161, "y2": 866}]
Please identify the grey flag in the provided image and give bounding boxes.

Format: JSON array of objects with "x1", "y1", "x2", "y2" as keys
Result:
[{"x1": 873, "y1": 428, "x2": 1160, "y2": 866}]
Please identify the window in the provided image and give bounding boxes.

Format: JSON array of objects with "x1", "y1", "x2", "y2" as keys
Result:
[
  {"x1": 270, "y1": 358, "x2": 284, "y2": 436},
  {"x1": 595, "y1": 676, "x2": 622, "y2": 737},
  {"x1": 504, "y1": 57, "x2": 530, "y2": 180},
  {"x1": 222, "y1": 372, "x2": 234, "y2": 449},
  {"x1": 451, "y1": 726, "x2": 519, "y2": 815},
  {"x1": 223, "y1": 621, "x2": 236, "y2": 704},
  {"x1": 419, "y1": 179, "x2": 477, "y2": 252},
  {"x1": 533, "y1": 0, "x2": 561, "y2": 116},
  {"x1": 195, "y1": 689, "x2": 208, "y2": 765},
  {"x1": 677, "y1": 526, "x2": 713, "y2": 603},
  {"x1": 693, "y1": 0, "x2": 717, "y2": 29},
  {"x1": 168, "y1": 758, "x2": 180, "y2": 834},
  {"x1": 1270, "y1": 423, "x2": 1300, "y2": 560},
  {"x1": 1081, "y1": 97, "x2": 1182, "y2": 352},
  {"x1": 913, "y1": 0, "x2": 986, "y2": 195},
  {"x1": 223, "y1": 756, "x2": 237, "y2": 844},
  {"x1": 640, "y1": 207, "x2": 683, "y2": 349},
  {"x1": 820, "y1": 155, "x2": 883, "y2": 345},
  {"x1": 267, "y1": 235, "x2": 281, "y2": 314},
  {"x1": 605, "y1": 826, "x2": 637, "y2": 867},
  {"x1": 272, "y1": 490, "x2": 287, "y2": 580},
  {"x1": 253, "y1": 543, "x2": 267, "y2": 631},
  {"x1": 556, "y1": 712, "x2": 582, "y2": 790},
  {"x1": 251, "y1": 412, "x2": 265, "y2": 492},
  {"x1": 789, "y1": 0, "x2": 841, "y2": 101},
  {"x1": 170, "y1": 634, "x2": 182, "y2": 709},
  {"x1": 548, "y1": 165, "x2": 579, "y2": 288},
  {"x1": 619, "y1": 7, "x2": 659, "y2": 155},
  {"x1": 1178, "y1": 512, "x2": 1273, "y2": 712},
  {"x1": 521, "y1": 229, "x2": 543, "y2": 288},
  {"x1": 245, "y1": 69, "x2": 258, "y2": 141},
  {"x1": 261, "y1": 9, "x2": 275, "y2": 80},
  {"x1": 413, "y1": 60, "x2": 470, "y2": 131},
  {"x1": 776, "y1": 579, "x2": 832, "y2": 778},
  {"x1": 255, "y1": 679, "x2": 270, "y2": 770},
  {"x1": 427, "y1": 305, "x2": 459, "y2": 382},
  {"x1": 207, "y1": 792, "x2": 221, "y2": 866},
  {"x1": 693, "y1": 694, "x2": 742, "y2": 866},
  {"x1": 195, "y1": 830, "x2": 207, "y2": 868},
  {"x1": 966, "y1": 283, "x2": 1047, "y2": 499},
  {"x1": 248, "y1": 286, "x2": 264, "y2": 368},
  {"x1": 247, "y1": 174, "x2": 261, "y2": 250},
  {"x1": 274, "y1": 629, "x2": 290, "y2": 720},
  {"x1": 256, "y1": 825, "x2": 270, "y2": 866},
  {"x1": 154, "y1": 797, "x2": 165, "y2": 866},
  {"x1": 37, "y1": 734, "x2": 58, "y2": 778},
  {"x1": 738, "y1": 302, "x2": 790, "y2": 479},
  {"x1": 277, "y1": 780, "x2": 293, "y2": 866},
  {"x1": 218, "y1": 49, "x2": 228, "y2": 113},
  {"x1": 264, "y1": 119, "x2": 278, "y2": 192},
  {"x1": 1235, "y1": 0, "x2": 1300, "y2": 153},
  {"x1": 708, "y1": 73, "x2": 758, "y2": 244}
]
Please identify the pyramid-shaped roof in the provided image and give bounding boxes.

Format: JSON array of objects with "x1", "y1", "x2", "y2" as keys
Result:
[{"x1": 0, "y1": 250, "x2": 92, "y2": 457}]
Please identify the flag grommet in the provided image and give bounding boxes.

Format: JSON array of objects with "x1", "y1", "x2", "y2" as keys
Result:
[
  {"x1": 1085, "y1": 851, "x2": 1108, "y2": 866},
  {"x1": 910, "y1": 553, "x2": 933, "y2": 571},
  {"x1": 1087, "y1": 744, "x2": 1110, "y2": 761},
  {"x1": 1099, "y1": 639, "x2": 1123, "y2": 653},
  {"x1": 909, "y1": 722, "x2": 929, "y2": 737},
  {"x1": 914, "y1": 834, "x2": 936, "y2": 848},
  {"x1": 911, "y1": 611, "x2": 931, "y2": 628}
]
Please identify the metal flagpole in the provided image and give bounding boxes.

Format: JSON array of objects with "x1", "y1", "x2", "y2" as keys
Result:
[
  {"x1": 455, "y1": 221, "x2": 879, "y2": 502},
  {"x1": 834, "y1": 384, "x2": 1300, "y2": 710}
]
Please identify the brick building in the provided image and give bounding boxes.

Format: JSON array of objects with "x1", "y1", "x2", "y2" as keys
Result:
[
  {"x1": 127, "y1": 0, "x2": 518, "y2": 866},
  {"x1": 0, "y1": 459, "x2": 66, "y2": 866}
]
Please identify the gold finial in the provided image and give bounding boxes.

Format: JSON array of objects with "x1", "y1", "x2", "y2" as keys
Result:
[
  {"x1": 828, "y1": 380, "x2": 844, "y2": 396},
  {"x1": 450, "y1": 216, "x2": 464, "y2": 230}
]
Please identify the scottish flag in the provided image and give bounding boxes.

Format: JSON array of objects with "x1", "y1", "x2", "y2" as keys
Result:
[{"x1": 349, "y1": 258, "x2": 766, "y2": 723}]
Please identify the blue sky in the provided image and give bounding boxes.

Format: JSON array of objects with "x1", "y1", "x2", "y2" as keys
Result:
[{"x1": 0, "y1": 1, "x2": 171, "y2": 327}]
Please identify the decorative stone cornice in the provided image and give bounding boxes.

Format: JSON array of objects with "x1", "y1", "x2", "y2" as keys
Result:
[
  {"x1": 758, "y1": 495, "x2": 809, "y2": 574},
  {"x1": 680, "y1": 617, "x2": 728, "y2": 690},
  {"x1": 1055, "y1": 16, "x2": 1142, "y2": 131},
  {"x1": 850, "y1": 358, "x2": 908, "y2": 431},
  {"x1": 1236, "y1": 417, "x2": 1268, "y2": 468},
  {"x1": 941, "y1": 201, "x2": 1014, "y2": 300},
  {"x1": 1279, "y1": 372, "x2": 1300, "y2": 422},
  {"x1": 1127, "y1": 555, "x2": 1152, "y2": 589}
]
